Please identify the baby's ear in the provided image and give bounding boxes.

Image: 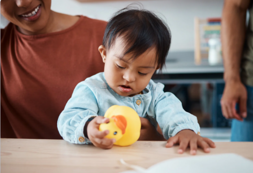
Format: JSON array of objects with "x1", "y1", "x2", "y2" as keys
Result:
[{"x1": 98, "y1": 45, "x2": 107, "y2": 63}]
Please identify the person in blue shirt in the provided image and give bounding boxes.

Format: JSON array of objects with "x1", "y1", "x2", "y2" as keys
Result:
[{"x1": 57, "y1": 8, "x2": 215, "y2": 154}]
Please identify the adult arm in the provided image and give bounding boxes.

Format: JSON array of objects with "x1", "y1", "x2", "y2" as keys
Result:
[{"x1": 221, "y1": 0, "x2": 251, "y2": 120}]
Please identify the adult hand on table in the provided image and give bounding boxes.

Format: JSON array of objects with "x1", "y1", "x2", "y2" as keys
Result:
[
  {"x1": 87, "y1": 116, "x2": 115, "y2": 149},
  {"x1": 220, "y1": 80, "x2": 247, "y2": 121}
]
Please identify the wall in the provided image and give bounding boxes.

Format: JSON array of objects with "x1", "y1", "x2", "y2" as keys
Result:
[{"x1": 1, "y1": 0, "x2": 224, "y2": 51}]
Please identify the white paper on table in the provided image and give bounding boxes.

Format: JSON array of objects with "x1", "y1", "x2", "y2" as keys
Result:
[{"x1": 120, "y1": 153, "x2": 253, "y2": 173}]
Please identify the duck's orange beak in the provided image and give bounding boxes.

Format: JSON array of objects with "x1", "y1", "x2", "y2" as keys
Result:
[{"x1": 111, "y1": 115, "x2": 127, "y2": 134}]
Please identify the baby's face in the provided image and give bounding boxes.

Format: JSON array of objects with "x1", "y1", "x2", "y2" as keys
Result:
[{"x1": 99, "y1": 36, "x2": 157, "y2": 97}]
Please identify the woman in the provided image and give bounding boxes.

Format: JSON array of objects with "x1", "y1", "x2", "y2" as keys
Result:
[{"x1": 1, "y1": 0, "x2": 163, "y2": 140}]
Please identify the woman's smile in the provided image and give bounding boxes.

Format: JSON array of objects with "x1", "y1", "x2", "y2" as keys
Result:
[{"x1": 18, "y1": 4, "x2": 42, "y2": 21}]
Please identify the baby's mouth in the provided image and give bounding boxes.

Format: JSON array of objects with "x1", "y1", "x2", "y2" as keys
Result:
[
  {"x1": 121, "y1": 85, "x2": 131, "y2": 89},
  {"x1": 119, "y1": 85, "x2": 132, "y2": 93}
]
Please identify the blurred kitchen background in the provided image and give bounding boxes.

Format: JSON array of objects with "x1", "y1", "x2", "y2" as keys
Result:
[{"x1": 0, "y1": 0, "x2": 230, "y2": 141}]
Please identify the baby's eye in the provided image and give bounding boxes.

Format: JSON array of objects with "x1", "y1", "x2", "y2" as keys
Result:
[
  {"x1": 113, "y1": 131, "x2": 117, "y2": 135},
  {"x1": 116, "y1": 64, "x2": 125, "y2": 69},
  {"x1": 138, "y1": 72, "x2": 148, "y2": 76}
]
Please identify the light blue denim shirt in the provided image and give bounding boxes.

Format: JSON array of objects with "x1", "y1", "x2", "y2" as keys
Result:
[{"x1": 57, "y1": 72, "x2": 200, "y2": 144}]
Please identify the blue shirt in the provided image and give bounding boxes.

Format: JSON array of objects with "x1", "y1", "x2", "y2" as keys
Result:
[{"x1": 57, "y1": 72, "x2": 200, "y2": 144}]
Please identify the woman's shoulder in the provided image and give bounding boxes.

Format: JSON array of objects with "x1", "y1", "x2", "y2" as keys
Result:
[
  {"x1": 78, "y1": 15, "x2": 107, "y2": 31},
  {"x1": 58, "y1": 15, "x2": 107, "y2": 40}
]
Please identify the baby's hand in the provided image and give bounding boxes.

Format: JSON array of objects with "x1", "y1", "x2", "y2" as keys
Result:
[
  {"x1": 165, "y1": 130, "x2": 216, "y2": 155},
  {"x1": 87, "y1": 116, "x2": 115, "y2": 149}
]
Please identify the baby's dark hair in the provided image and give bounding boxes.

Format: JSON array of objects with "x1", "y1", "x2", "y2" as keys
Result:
[{"x1": 102, "y1": 7, "x2": 171, "y2": 70}]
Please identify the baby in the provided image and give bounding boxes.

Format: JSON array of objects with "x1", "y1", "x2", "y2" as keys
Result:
[{"x1": 57, "y1": 8, "x2": 215, "y2": 154}]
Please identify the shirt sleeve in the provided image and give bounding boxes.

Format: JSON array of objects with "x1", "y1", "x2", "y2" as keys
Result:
[
  {"x1": 57, "y1": 81, "x2": 98, "y2": 144},
  {"x1": 154, "y1": 83, "x2": 200, "y2": 140}
]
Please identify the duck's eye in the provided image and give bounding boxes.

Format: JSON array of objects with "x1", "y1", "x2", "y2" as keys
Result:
[{"x1": 113, "y1": 131, "x2": 117, "y2": 135}]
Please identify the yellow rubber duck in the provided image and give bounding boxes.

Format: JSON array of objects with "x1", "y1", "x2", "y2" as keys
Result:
[{"x1": 99, "y1": 105, "x2": 141, "y2": 146}]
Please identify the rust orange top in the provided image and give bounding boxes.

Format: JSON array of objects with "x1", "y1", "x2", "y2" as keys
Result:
[{"x1": 1, "y1": 16, "x2": 107, "y2": 139}]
